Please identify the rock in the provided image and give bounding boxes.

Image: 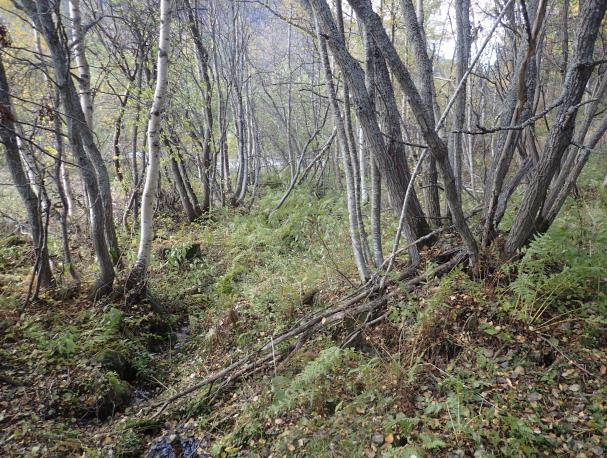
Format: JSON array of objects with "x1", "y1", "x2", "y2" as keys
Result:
[
  {"x1": 371, "y1": 433, "x2": 384, "y2": 445},
  {"x1": 568, "y1": 383, "x2": 581, "y2": 392},
  {"x1": 146, "y1": 430, "x2": 211, "y2": 458},
  {"x1": 527, "y1": 392, "x2": 542, "y2": 402},
  {"x1": 96, "y1": 373, "x2": 133, "y2": 420}
]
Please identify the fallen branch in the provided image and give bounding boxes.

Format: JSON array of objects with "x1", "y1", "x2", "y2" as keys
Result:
[{"x1": 149, "y1": 248, "x2": 469, "y2": 417}]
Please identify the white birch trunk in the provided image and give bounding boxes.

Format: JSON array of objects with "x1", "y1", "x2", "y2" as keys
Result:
[
  {"x1": 68, "y1": 0, "x2": 94, "y2": 128},
  {"x1": 68, "y1": 0, "x2": 120, "y2": 261},
  {"x1": 127, "y1": 0, "x2": 173, "y2": 291},
  {"x1": 34, "y1": 26, "x2": 75, "y2": 218},
  {"x1": 357, "y1": 126, "x2": 368, "y2": 203}
]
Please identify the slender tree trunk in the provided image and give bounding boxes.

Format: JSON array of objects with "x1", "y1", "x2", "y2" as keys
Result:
[
  {"x1": 21, "y1": 0, "x2": 114, "y2": 296},
  {"x1": 126, "y1": 0, "x2": 173, "y2": 295},
  {"x1": 368, "y1": 32, "x2": 427, "y2": 261},
  {"x1": 68, "y1": 0, "x2": 120, "y2": 264},
  {"x1": 454, "y1": 0, "x2": 471, "y2": 195},
  {"x1": 560, "y1": 0, "x2": 570, "y2": 83},
  {"x1": 176, "y1": 148, "x2": 202, "y2": 216},
  {"x1": 52, "y1": 88, "x2": 78, "y2": 282},
  {"x1": 343, "y1": 0, "x2": 477, "y2": 261},
  {"x1": 505, "y1": 0, "x2": 606, "y2": 254},
  {"x1": 33, "y1": 26, "x2": 76, "y2": 218},
  {"x1": 112, "y1": 83, "x2": 132, "y2": 183},
  {"x1": 166, "y1": 138, "x2": 198, "y2": 222},
  {"x1": 0, "y1": 52, "x2": 54, "y2": 289},
  {"x1": 482, "y1": 0, "x2": 544, "y2": 246},
  {"x1": 68, "y1": 0, "x2": 93, "y2": 127},
  {"x1": 357, "y1": 126, "x2": 368, "y2": 203},
  {"x1": 401, "y1": 0, "x2": 440, "y2": 223},
  {"x1": 186, "y1": 0, "x2": 214, "y2": 213},
  {"x1": 538, "y1": 75, "x2": 607, "y2": 230},
  {"x1": 316, "y1": 16, "x2": 369, "y2": 282},
  {"x1": 362, "y1": 26, "x2": 383, "y2": 267},
  {"x1": 304, "y1": 0, "x2": 432, "y2": 245},
  {"x1": 286, "y1": 7, "x2": 296, "y2": 180}
]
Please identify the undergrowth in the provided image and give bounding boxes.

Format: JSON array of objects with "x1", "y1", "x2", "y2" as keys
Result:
[{"x1": 1, "y1": 176, "x2": 607, "y2": 456}]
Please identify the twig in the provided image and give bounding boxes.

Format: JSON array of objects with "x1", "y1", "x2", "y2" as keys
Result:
[{"x1": 537, "y1": 334, "x2": 595, "y2": 378}]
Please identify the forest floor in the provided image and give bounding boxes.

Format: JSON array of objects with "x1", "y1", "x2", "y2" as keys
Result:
[{"x1": 1, "y1": 169, "x2": 607, "y2": 457}]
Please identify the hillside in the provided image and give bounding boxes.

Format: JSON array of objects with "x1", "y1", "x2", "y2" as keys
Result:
[{"x1": 1, "y1": 167, "x2": 606, "y2": 456}]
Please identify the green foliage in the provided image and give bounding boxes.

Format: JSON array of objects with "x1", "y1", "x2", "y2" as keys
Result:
[
  {"x1": 214, "y1": 264, "x2": 246, "y2": 296},
  {"x1": 114, "y1": 430, "x2": 145, "y2": 458},
  {"x1": 49, "y1": 332, "x2": 77, "y2": 358},
  {"x1": 271, "y1": 346, "x2": 345, "y2": 414},
  {"x1": 103, "y1": 307, "x2": 124, "y2": 335},
  {"x1": 508, "y1": 222, "x2": 607, "y2": 324}
]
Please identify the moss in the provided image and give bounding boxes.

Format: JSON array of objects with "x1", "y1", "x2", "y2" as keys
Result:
[
  {"x1": 95, "y1": 372, "x2": 133, "y2": 420},
  {"x1": 114, "y1": 430, "x2": 145, "y2": 458},
  {"x1": 97, "y1": 349, "x2": 137, "y2": 382}
]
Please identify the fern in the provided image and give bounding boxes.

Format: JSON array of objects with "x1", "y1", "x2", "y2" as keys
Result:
[
  {"x1": 509, "y1": 223, "x2": 607, "y2": 323},
  {"x1": 271, "y1": 346, "x2": 344, "y2": 414}
]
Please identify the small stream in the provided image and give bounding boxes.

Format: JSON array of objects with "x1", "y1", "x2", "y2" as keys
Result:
[{"x1": 143, "y1": 325, "x2": 214, "y2": 457}]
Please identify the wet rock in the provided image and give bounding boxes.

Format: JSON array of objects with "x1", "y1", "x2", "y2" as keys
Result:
[{"x1": 146, "y1": 430, "x2": 211, "y2": 458}]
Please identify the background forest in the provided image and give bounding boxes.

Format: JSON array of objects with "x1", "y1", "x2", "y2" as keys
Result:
[{"x1": 0, "y1": 0, "x2": 606, "y2": 455}]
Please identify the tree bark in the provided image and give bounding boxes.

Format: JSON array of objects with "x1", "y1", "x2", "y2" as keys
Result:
[
  {"x1": 363, "y1": 26, "x2": 382, "y2": 267},
  {"x1": 0, "y1": 51, "x2": 54, "y2": 289},
  {"x1": 400, "y1": 0, "x2": 440, "y2": 222},
  {"x1": 302, "y1": 0, "x2": 432, "y2": 248},
  {"x1": 166, "y1": 137, "x2": 198, "y2": 222},
  {"x1": 454, "y1": 0, "x2": 471, "y2": 195},
  {"x1": 68, "y1": 0, "x2": 93, "y2": 127},
  {"x1": 17, "y1": 0, "x2": 115, "y2": 295},
  {"x1": 505, "y1": 0, "x2": 607, "y2": 254},
  {"x1": 126, "y1": 0, "x2": 173, "y2": 294},
  {"x1": 316, "y1": 15, "x2": 369, "y2": 281},
  {"x1": 66, "y1": 0, "x2": 121, "y2": 264},
  {"x1": 186, "y1": 0, "x2": 214, "y2": 213},
  {"x1": 482, "y1": 0, "x2": 544, "y2": 246},
  {"x1": 345, "y1": 0, "x2": 478, "y2": 262}
]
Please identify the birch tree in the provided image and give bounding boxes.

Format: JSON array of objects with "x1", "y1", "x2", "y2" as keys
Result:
[
  {"x1": 126, "y1": 0, "x2": 173, "y2": 296},
  {"x1": 68, "y1": 0, "x2": 121, "y2": 264},
  {"x1": 14, "y1": 0, "x2": 116, "y2": 296}
]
